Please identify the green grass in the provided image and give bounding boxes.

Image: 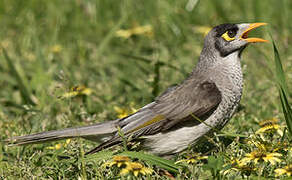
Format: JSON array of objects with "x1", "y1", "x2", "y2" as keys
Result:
[{"x1": 0, "y1": 0, "x2": 292, "y2": 179}]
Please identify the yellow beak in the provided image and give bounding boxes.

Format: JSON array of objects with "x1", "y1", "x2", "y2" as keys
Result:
[{"x1": 240, "y1": 23, "x2": 268, "y2": 43}]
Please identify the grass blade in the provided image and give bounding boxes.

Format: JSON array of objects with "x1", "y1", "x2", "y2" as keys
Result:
[
  {"x1": 96, "y1": 8, "x2": 127, "y2": 58},
  {"x1": 120, "y1": 53, "x2": 185, "y2": 74},
  {"x1": 273, "y1": 42, "x2": 288, "y2": 92},
  {"x1": 2, "y1": 48, "x2": 35, "y2": 105},
  {"x1": 119, "y1": 77, "x2": 141, "y2": 91},
  {"x1": 272, "y1": 40, "x2": 292, "y2": 136},
  {"x1": 152, "y1": 61, "x2": 161, "y2": 97},
  {"x1": 80, "y1": 150, "x2": 115, "y2": 162},
  {"x1": 279, "y1": 88, "x2": 292, "y2": 136}
]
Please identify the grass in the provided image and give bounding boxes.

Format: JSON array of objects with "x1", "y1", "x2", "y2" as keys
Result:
[{"x1": 0, "y1": 0, "x2": 292, "y2": 179}]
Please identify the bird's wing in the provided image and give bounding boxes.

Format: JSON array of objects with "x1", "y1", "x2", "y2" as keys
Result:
[
  {"x1": 123, "y1": 77, "x2": 222, "y2": 134},
  {"x1": 86, "y1": 77, "x2": 222, "y2": 154}
]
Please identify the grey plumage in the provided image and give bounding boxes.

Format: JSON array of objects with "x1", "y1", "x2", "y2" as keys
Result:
[
  {"x1": 6, "y1": 23, "x2": 267, "y2": 156},
  {"x1": 9, "y1": 120, "x2": 118, "y2": 145}
]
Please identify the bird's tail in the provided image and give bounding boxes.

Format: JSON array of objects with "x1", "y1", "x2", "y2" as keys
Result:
[{"x1": 6, "y1": 120, "x2": 118, "y2": 146}]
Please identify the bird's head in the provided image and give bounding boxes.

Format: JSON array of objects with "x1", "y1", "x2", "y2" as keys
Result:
[{"x1": 203, "y1": 23, "x2": 268, "y2": 58}]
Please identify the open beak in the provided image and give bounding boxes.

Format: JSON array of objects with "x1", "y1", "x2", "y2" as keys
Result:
[{"x1": 240, "y1": 23, "x2": 268, "y2": 43}]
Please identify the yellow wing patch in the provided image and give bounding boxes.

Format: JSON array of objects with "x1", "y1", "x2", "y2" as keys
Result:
[{"x1": 128, "y1": 115, "x2": 165, "y2": 134}]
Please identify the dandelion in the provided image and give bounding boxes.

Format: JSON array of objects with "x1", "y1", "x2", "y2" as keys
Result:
[
  {"x1": 222, "y1": 158, "x2": 255, "y2": 176},
  {"x1": 275, "y1": 164, "x2": 292, "y2": 177},
  {"x1": 247, "y1": 137, "x2": 291, "y2": 153},
  {"x1": 273, "y1": 141, "x2": 292, "y2": 152},
  {"x1": 252, "y1": 139, "x2": 271, "y2": 152},
  {"x1": 103, "y1": 156, "x2": 131, "y2": 168},
  {"x1": 256, "y1": 124, "x2": 281, "y2": 134},
  {"x1": 0, "y1": 39, "x2": 11, "y2": 49},
  {"x1": 120, "y1": 162, "x2": 153, "y2": 177},
  {"x1": 61, "y1": 85, "x2": 92, "y2": 99},
  {"x1": 24, "y1": 52, "x2": 36, "y2": 61},
  {"x1": 47, "y1": 143, "x2": 62, "y2": 150},
  {"x1": 256, "y1": 118, "x2": 282, "y2": 135},
  {"x1": 241, "y1": 150, "x2": 282, "y2": 165},
  {"x1": 175, "y1": 153, "x2": 208, "y2": 164},
  {"x1": 116, "y1": 24, "x2": 153, "y2": 39},
  {"x1": 51, "y1": 44, "x2": 62, "y2": 53},
  {"x1": 243, "y1": 135, "x2": 271, "y2": 152},
  {"x1": 258, "y1": 117, "x2": 279, "y2": 127},
  {"x1": 47, "y1": 139, "x2": 71, "y2": 150},
  {"x1": 114, "y1": 102, "x2": 137, "y2": 119},
  {"x1": 230, "y1": 159, "x2": 247, "y2": 168}
]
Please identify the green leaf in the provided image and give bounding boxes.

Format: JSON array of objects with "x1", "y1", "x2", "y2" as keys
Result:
[
  {"x1": 203, "y1": 155, "x2": 224, "y2": 180},
  {"x1": 203, "y1": 155, "x2": 224, "y2": 171}
]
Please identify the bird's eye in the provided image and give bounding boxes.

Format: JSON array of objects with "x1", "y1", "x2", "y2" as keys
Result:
[
  {"x1": 221, "y1": 30, "x2": 237, "y2": 41},
  {"x1": 228, "y1": 29, "x2": 237, "y2": 38}
]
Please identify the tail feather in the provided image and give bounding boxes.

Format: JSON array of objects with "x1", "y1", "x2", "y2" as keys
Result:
[{"x1": 7, "y1": 120, "x2": 118, "y2": 146}]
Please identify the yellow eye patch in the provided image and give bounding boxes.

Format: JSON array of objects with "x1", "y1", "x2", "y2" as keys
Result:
[{"x1": 221, "y1": 31, "x2": 236, "y2": 41}]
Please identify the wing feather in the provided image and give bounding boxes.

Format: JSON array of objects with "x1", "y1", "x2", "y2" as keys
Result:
[{"x1": 87, "y1": 76, "x2": 222, "y2": 154}]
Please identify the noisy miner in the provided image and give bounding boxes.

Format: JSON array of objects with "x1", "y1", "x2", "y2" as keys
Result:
[{"x1": 7, "y1": 23, "x2": 268, "y2": 156}]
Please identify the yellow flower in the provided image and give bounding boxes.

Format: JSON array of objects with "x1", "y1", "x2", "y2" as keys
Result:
[
  {"x1": 47, "y1": 139, "x2": 71, "y2": 150},
  {"x1": 241, "y1": 150, "x2": 282, "y2": 165},
  {"x1": 256, "y1": 124, "x2": 281, "y2": 134},
  {"x1": 103, "y1": 156, "x2": 131, "y2": 168},
  {"x1": 24, "y1": 52, "x2": 36, "y2": 61},
  {"x1": 65, "y1": 139, "x2": 71, "y2": 145},
  {"x1": 275, "y1": 164, "x2": 292, "y2": 177},
  {"x1": 51, "y1": 44, "x2": 62, "y2": 53},
  {"x1": 0, "y1": 39, "x2": 11, "y2": 49},
  {"x1": 247, "y1": 136, "x2": 291, "y2": 153},
  {"x1": 116, "y1": 24, "x2": 153, "y2": 39},
  {"x1": 242, "y1": 135, "x2": 270, "y2": 152},
  {"x1": 230, "y1": 159, "x2": 246, "y2": 167},
  {"x1": 222, "y1": 158, "x2": 255, "y2": 175},
  {"x1": 259, "y1": 118, "x2": 279, "y2": 127},
  {"x1": 61, "y1": 85, "x2": 92, "y2": 98},
  {"x1": 120, "y1": 162, "x2": 153, "y2": 177},
  {"x1": 256, "y1": 118, "x2": 282, "y2": 135},
  {"x1": 175, "y1": 153, "x2": 208, "y2": 164},
  {"x1": 273, "y1": 141, "x2": 292, "y2": 152},
  {"x1": 114, "y1": 103, "x2": 137, "y2": 119},
  {"x1": 47, "y1": 143, "x2": 62, "y2": 150}
]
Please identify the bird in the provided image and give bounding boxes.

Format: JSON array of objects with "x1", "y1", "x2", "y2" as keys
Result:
[{"x1": 7, "y1": 23, "x2": 268, "y2": 156}]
